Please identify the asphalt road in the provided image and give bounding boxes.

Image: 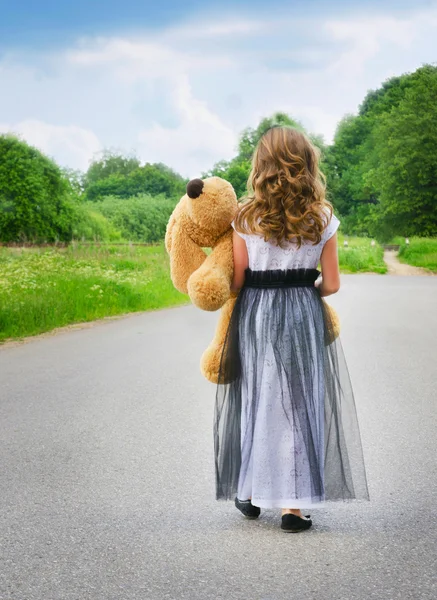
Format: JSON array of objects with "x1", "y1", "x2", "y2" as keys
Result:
[{"x1": 1, "y1": 275, "x2": 436, "y2": 600}]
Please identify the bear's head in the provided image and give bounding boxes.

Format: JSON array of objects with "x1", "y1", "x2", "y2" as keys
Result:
[
  {"x1": 184, "y1": 176, "x2": 238, "y2": 244},
  {"x1": 165, "y1": 175, "x2": 238, "y2": 297}
]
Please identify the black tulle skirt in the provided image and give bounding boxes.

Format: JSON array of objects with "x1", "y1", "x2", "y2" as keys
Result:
[{"x1": 214, "y1": 269, "x2": 369, "y2": 508}]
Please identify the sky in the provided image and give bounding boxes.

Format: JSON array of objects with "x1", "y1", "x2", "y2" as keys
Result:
[{"x1": 1, "y1": 0, "x2": 436, "y2": 177}]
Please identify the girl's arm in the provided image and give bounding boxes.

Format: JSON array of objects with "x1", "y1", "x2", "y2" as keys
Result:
[
  {"x1": 317, "y1": 233, "x2": 340, "y2": 297},
  {"x1": 231, "y1": 230, "x2": 249, "y2": 292}
]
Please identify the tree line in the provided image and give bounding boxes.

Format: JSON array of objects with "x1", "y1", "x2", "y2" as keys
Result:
[{"x1": 1, "y1": 64, "x2": 436, "y2": 244}]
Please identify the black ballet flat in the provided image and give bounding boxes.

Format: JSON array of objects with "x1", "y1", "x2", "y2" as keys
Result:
[
  {"x1": 235, "y1": 497, "x2": 261, "y2": 519},
  {"x1": 281, "y1": 513, "x2": 312, "y2": 533}
]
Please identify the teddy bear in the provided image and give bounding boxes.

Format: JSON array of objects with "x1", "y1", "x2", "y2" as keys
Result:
[
  {"x1": 165, "y1": 176, "x2": 341, "y2": 384},
  {"x1": 165, "y1": 176, "x2": 239, "y2": 383}
]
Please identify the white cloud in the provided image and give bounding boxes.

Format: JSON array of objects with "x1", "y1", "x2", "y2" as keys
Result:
[
  {"x1": 63, "y1": 35, "x2": 237, "y2": 175},
  {"x1": 67, "y1": 36, "x2": 232, "y2": 83},
  {"x1": 137, "y1": 76, "x2": 236, "y2": 177},
  {"x1": 1, "y1": 4, "x2": 437, "y2": 174},
  {"x1": 324, "y1": 8, "x2": 437, "y2": 76},
  {"x1": 0, "y1": 120, "x2": 102, "y2": 171},
  {"x1": 164, "y1": 18, "x2": 267, "y2": 40}
]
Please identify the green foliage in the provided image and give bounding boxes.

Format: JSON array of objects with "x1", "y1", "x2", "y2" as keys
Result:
[
  {"x1": 84, "y1": 154, "x2": 186, "y2": 201},
  {"x1": 338, "y1": 204, "x2": 381, "y2": 239},
  {"x1": 0, "y1": 244, "x2": 188, "y2": 341},
  {"x1": 326, "y1": 65, "x2": 437, "y2": 240},
  {"x1": 0, "y1": 135, "x2": 77, "y2": 243},
  {"x1": 237, "y1": 112, "x2": 305, "y2": 161},
  {"x1": 93, "y1": 194, "x2": 177, "y2": 243},
  {"x1": 370, "y1": 66, "x2": 437, "y2": 239},
  {"x1": 84, "y1": 150, "x2": 141, "y2": 187},
  {"x1": 71, "y1": 204, "x2": 122, "y2": 242},
  {"x1": 0, "y1": 140, "x2": 186, "y2": 244},
  {"x1": 323, "y1": 114, "x2": 373, "y2": 215},
  {"x1": 359, "y1": 74, "x2": 415, "y2": 118},
  {"x1": 61, "y1": 167, "x2": 85, "y2": 195},
  {"x1": 205, "y1": 159, "x2": 252, "y2": 199},
  {"x1": 397, "y1": 237, "x2": 437, "y2": 272},
  {"x1": 204, "y1": 112, "x2": 320, "y2": 199},
  {"x1": 337, "y1": 236, "x2": 387, "y2": 274},
  {"x1": 3, "y1": 66, "x2": 437, "y2": 248}
]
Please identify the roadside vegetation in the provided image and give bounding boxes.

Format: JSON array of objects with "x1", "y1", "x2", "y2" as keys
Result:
[
  {"x1": 396, "y1": 238, "x2": 437, "y2": 272},
  {"x1": 0, "y1": 244, "x2": 187, "y2": 342},
  {"x1": 2, "y1": 64, "x2": 436, "y2": 340},
  {"x1": 338, "y1": 236, "x2": 387, "y2": 274},
  {"x1": 0, "y1": 236, "x2": 387, "y2": 342}
]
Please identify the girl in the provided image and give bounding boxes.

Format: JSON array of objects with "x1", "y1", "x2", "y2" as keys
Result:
[{"x1": 214, "y1": 126, "x2": 369, "y2": 533}]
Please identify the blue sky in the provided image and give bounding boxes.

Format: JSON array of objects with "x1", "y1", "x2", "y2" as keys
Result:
[
  {"x1": 1, "y1": 0, "x2": 436, "y2": 175},
  {"x1": 1, "y1": 0, "x2": 424, "y2": 45}
]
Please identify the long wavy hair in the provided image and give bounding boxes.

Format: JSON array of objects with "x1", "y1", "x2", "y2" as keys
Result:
[{"x1": 234, "y1": 126, "x2": 332, "y2": 247}]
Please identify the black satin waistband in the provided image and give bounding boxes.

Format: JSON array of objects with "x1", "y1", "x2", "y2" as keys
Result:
[{"x1": 244, "y1": 268, "x2": 320, "y2": 288}]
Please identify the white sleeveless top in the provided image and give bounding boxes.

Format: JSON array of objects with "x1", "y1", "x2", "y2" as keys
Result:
[{"x1": 232, "y1": 213, "x2": 340, "y2": 271}]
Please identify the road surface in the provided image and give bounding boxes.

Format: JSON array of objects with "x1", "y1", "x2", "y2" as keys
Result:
[{"x1": 1, "y1": 275, "x2": 436, "y2": 600}]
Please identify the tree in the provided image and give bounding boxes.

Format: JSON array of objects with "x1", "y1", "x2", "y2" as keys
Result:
[
  {"x1": 359, "y1": 73, "x2": 415, "y2": 118},
  {"x1": 371, "y1": 65, "x2": 437, "y2": 239},
  {"x1": 84, "y1": 153, "x2": 187, "y2": 201},
  {"x1": 0, "y1": 135, "x2": 77, "y2": 242},
  {"x1": 62, "y1": 167, "x2": 85, "y2": 196},
  {"x1": 326, "y1": 65, "x2": 437, "y2": 237},
  {"x1": 204, "y1": 159, "x2": 252, "y2": 200},
  {"x1": 324, "y1": 114, "x2": 375, "y2": 217},
  {"x1": 83, "y1": 150, "x2": 141, "y2": 189},
  {"x1": 237, "y1": 113, "x2": 305, "y2": 161},
  {"x1": 204, "y1": 112, "x2": 316, "y2": 199}
]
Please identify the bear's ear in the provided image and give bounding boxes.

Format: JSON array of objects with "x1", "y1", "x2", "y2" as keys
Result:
[{"x1": 187, "y1": 178, "x2": 204, "y2": 199}]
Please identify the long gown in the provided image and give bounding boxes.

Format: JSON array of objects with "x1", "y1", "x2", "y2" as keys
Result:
[{"x1": 214, "y1": 214, "x2": 369, "y2": 508}]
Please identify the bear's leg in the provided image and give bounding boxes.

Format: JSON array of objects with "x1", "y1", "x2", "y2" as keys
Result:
[{"x1": 200, "y1": 295, "x2": 237, "y2": 384}]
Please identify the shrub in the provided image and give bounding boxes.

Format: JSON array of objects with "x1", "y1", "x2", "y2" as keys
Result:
[
  {"x1": 0, "y1": 134, "x2": 76, "y2": 243},
  {"x1": 398, "y1": 237, "x2": 437, "y2": 272},
  {"x1": 93, "y1": 194, "x2": 178, "y2": 243},
  {"x1": 71, "y1": 204, "x2": 122, "y2": 242},
  {"x1": 84, "y1": 158, "x2": 187, "y2": 201}
]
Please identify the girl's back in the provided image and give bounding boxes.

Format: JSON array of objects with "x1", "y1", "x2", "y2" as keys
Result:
[
  {"x1": 214, "y1": 126, "x2": 369, "y2": 532},
  {"x1": 234, "y1": 211, "x2": 340, "y2": 272}
]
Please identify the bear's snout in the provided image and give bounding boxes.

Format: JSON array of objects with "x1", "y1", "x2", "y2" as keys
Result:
[{"x1": 187, "y1": 178, "x2": 204, "y2": 199}]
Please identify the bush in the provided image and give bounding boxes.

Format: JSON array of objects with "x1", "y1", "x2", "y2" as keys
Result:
[
  {"x1": 0, "y1": 244, "x2": 188, "y2": 341},
  {"x1": 398, "y1": 237, "x2": 437, "y2": 272},
  {"x1": 71, "y1": 204, "x2": 122, "y2": 242},
  {"x1": 93, "y1": 194, "x2": 178, "y2": 243},
  {"x1": 84, "y1": 159, "x2": 187, "y2": 201},
  {"x1": 0, "y1": 134, "x2": 77, "y2": 243},
  {"x1": 337, "y1": 236, "x2": 387, "y2": 273}
]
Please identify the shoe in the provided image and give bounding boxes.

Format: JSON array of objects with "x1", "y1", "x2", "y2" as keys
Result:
[
  {"x1": 281, "y1": 513, "x2": 312, "y2": 533},
  {"x1": 235, "y1": 497, "x2": 261, "y2": 519}
]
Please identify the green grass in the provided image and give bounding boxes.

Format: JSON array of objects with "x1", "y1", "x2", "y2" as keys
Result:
[
  {"x1": 397, "y1": 237, "x2": 437, "y2": 272},
  {"x1": 0, "y1": 235, "x2": 387, "y2": 342},
  {"x1": 337, "y1": 236, "x2": 387, "y2": 274},
  {"x1": 0, "y1": 243, "x2": 188, "y2": 342}
]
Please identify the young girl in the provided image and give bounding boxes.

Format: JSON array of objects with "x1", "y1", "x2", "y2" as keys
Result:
[{"x1": 214, "y1": 126, "x2": 369, "y2": 533}]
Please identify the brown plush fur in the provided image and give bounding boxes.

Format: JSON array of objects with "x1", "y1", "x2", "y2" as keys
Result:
[
  {"x1": 165, "y1": 177, "x2": 238, "y2": 383},
  {"x1": 166, "y1": 176, "x2": 341, "y2": 382}
]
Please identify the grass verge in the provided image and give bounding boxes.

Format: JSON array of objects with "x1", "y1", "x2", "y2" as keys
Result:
[
  {"x1": 0, "y1": 243, "x2": 188, "y2": 342},
  {"x1": 396, "y1": 237, "x2": 437, "y2": 272},
  {"x1": 337, "y1": 236, "x2": 387, "y2": 274},
  {"x1": 0, "y1": 236, "x2": 387, "y2": 343}
]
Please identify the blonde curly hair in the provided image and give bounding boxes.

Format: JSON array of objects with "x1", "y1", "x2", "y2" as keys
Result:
[{"x1": 234, "y1": 126, "x2": 332, "y2": 248}]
